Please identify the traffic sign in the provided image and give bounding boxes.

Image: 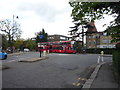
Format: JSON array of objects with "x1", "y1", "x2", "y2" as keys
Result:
[{"x1": 39, "y1": 35, "x2": 43, "y2": 39}]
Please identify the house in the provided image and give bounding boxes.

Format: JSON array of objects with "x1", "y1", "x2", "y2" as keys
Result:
[{"x1": 86, "y1": 20, "x2": 116, "y2": 49}]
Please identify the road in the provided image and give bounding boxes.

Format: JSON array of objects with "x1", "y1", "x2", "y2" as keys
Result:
[{"x1": 2, "y1": 52, "x2": 112, "y2": 88}]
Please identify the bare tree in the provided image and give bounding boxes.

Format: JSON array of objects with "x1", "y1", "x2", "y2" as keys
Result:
[{"x1": 0, "y1": 19, "x2": 22, "y2": 53}]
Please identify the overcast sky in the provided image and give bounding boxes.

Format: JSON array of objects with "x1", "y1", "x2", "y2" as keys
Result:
[{"x1": 0, "y1": 0, "x2": 115, "y2": 39}]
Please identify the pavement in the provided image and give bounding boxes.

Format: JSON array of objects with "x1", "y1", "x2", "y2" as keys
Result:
[
  {"x1": 82, "y1": 61, "x2": 120, "y2": 89},
  {"x1": 7, "y1": 51, "x2": 24, "y2": 56}
]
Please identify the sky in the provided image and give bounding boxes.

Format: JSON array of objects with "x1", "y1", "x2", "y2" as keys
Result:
[{"x1": 0, "y1": 0, "x2": 115, "y2": 39}]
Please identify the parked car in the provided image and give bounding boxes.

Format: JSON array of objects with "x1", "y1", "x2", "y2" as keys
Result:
[
  {"x1": 24, "y1": 48, "x2": 30, "y2": 52},
  {"x1": 0, "y1": 51, "x2": 7, "y2": 60}
]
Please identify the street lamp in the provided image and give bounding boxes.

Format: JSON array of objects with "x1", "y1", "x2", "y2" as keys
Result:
[
  {"x1": 13, "y1": 15, "x2": 19, "y2": 31},
  {"x1": 11, "y1": 15, "x2": 19, "y2": 53}
]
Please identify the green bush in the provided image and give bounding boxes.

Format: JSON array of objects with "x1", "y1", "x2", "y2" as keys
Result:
[{"x1": 113, "y1": 50, "x2": 120, "y2": 75}]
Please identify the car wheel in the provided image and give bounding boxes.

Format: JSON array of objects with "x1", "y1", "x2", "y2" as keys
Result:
[{"x1": 4, "y1": 55, "x2": 7, "y2": 60}]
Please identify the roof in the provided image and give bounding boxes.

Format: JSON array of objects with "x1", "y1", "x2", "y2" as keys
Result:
[{"x1": 87, "y1": 20, "x2": 97, "y2": 32}]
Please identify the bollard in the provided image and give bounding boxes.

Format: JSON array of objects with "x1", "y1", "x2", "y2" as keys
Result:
[
  {"x1": 101, "y1": 51, "x2": 104, "y2": 56},
  {"x1": 97, "y1": 56, "x2": 100, "y2": 64},
  {"x1": 101, "y1": 51, "x2": 104, "y2": 62},
  {"x1": 97, "y1": 51, "x2": 104, "y2": 64},
  {"x1": 43, "y1": 50, "x2": 47, "y2": 57}
]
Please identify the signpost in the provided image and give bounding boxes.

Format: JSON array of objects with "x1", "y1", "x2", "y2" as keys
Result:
[{"x1": 39, "y1": 34, "x2": 43, "y2": 57}]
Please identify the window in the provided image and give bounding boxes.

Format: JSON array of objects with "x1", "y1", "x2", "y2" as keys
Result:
[
  {"x1": 89, "y1": 42, "x2": 91, "y2": 45},
  {"x1": 102, "y1": 40, "x2": 107, "y2": 43},
  {"x1": 102, "y1": 39, "x2": 111, "y2": 44},
  {"x1": 93, "y1": 36, "x2": 96, "y2": 38},
  {"x1": 108, "y1": 46, "x2": 112, "y2": 48},
  {"x1": 94, "y1": 41, "x2": 96, "y2": 45},
  {"x1": 39, "y1": 47, "x2": 43, "y2": 49},
  {"x1": 103, "y1": 33, "x2": 107, "y2": 36},
  {"x1": 68, "y1": 47, "x2": 72, "y2": 50},
  {"x1": 87, "y1": 36, "x2": 91, "y2": 38},
  {"x1": 103, "y1": 46, "x2": 107, "y2": 48},
  {"x1": 108, "y1": 40, "x2": 111, "y2": 43},
  {"x1": 58, "y1": 47, "x2": 63, "y2": 50}
]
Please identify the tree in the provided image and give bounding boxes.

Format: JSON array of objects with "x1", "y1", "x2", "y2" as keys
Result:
[
  {"x1": 2, "y1": 34, "x2": 8, "y2": 50},
  {"x1": 74, "y1": 41, "x2": 82, "y2": 53},
  {"x1": 69, "y1": 2, "x2": 120, "y2": 42},
  {"x1": 0, "y1": 19, "x2": 22, "y2": 52},
  {"x1": 36, "y1": 28, "x2": 48, "y2": 43},
  {"x1": 13, "y1": 39, "x2": 23, "y2": 50},
  {"x1": 25, "y1": 39, "x2": 36, "y2": 51}
]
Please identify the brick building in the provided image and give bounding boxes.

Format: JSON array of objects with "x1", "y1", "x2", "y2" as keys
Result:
[{"x1": 86, "y1": 21, "x2": 116, "y2": 49}]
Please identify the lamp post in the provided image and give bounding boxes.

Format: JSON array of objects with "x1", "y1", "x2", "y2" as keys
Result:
[
  {"x1": 11, "y1": 15, "x2": 19, "y2": 53},
  {"x1": 13, "y1": 15, "x2": 19, "y2": 32}
]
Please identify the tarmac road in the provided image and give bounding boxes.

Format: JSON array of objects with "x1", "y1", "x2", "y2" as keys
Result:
[{"x1": 2, "y1": 52, "x2": 112, "y2": 88}]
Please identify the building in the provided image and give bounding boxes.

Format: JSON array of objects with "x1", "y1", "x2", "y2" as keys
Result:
[
  {"x1": 86, "y1": 32, "x2": 101, "y2": 48},
  {"x1": 86, "y1": 20, "x2": 116, "y2": 49},
  {"x1": 47, "y1": 34, "x2": 69, "y2": 42},
  {"x1": 99, "y1": 34, "x2": 116, "y2": 48},
  {"x1": 86, "y1": 32, "x2": 116, "y2": 48}
]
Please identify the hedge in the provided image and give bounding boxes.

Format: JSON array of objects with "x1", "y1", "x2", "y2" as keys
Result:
[
  {"x1": 86, "y1": 48, "x2": 115, "y2": 54},
  {"x1": 113, "y1": 50, "x2": 120, "y2": 75}
]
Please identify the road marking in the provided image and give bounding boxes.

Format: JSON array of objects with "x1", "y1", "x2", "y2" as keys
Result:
[
  {"x1": 81, "y1": 78, "x2": 86, "y2": 81},
  {"x1": 76, "y1": 83, "x2": 80, "y2": 86},
  {"x1": 72, "y1": 83, "x2": 76, "y2": 86},
  {"x1": 78, "y1": 77, "x2": 86, "y2": 81}
]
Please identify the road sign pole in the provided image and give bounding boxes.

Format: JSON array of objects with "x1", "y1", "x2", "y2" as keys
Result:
[
  {"x1": 40, "y1": 39, "x2": 42, "y2": 57},
  {"x1": 39, "y1": 34, "x2": 43, "y2": 57},
  {"x1": 40, "y1": 47, "x2": 41, "y2": 57}
]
